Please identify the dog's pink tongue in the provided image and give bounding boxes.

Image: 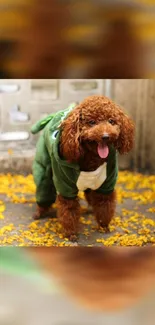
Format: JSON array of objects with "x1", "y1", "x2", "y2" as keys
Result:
[{"x1": 97, "y1": 143, "x2": 109, "y2": 158}]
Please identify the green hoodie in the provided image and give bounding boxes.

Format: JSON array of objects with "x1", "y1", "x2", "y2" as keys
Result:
[{"x1": 31, "y1": 104, "x2": 118, "y2": 207}]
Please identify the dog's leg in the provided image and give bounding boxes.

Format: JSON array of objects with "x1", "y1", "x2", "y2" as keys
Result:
[
  {"x1": 57, "y1": 195, "x2": 81, "y2": 241},
  {"x1": 33, "y1": 164, "x2": 57, "y2": 220},
  {"x1": 85, "y1": 190, "x2": 116, "y2": 230}
]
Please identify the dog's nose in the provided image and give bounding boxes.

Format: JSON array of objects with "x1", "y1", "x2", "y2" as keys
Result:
[{"x1": 102, "y1": 133, "x2": 109, "y2": 140}]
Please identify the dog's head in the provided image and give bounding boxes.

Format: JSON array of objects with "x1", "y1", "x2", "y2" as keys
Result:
[{"x1": 60, "y1": 95, "x2": 135, "y2": 162}]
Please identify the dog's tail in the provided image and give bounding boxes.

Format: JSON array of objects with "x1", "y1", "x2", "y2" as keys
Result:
[
  {"x1": 31, "y1": 103, "x2": 77, "y2": 135},
  {"x1": 31, "y1": 114, "x2": 55, "y2": 134}
]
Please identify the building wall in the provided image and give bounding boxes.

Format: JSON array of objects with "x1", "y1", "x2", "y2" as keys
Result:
[
  {"x1": 113, "y1": 79, "x2": 155, "y2": 172},
  {"x1": 0, "y1": 79, "x2": 155, "y2": 173}
]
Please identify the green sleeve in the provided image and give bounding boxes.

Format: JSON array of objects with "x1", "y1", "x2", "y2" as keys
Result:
[
  {"x1": 96, "y1": 147, "x2": 118, "y2": 195},
  {"x1": 32, "y1": 135, "x2": 56, "y2": 206},
  {"x1": 51, "y1": 159, "x2": 79, "y2": 199}
]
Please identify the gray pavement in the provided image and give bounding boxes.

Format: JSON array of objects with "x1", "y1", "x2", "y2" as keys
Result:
[{"x1": 0, "y1": 190, "x2": 154, "y2": 246}]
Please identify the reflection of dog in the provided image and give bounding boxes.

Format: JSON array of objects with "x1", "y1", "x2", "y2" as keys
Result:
[
  {"x1": 32, "y1": 95, "x2": 134, "y2": 239},
  {"x1": 29, "y1": 247, "x2": 155, "y2": 311}
]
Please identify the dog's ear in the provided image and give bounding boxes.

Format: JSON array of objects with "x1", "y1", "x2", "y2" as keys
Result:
[
  {"x1": 60, "y1": 108, "x2": 83, "y2": 162},
  {"x1": 117, "y1": 113, "x2": 135, "y2": 154}
]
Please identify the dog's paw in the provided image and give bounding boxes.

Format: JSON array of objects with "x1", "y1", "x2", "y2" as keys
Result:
[
  {"x1": 64, "y1": 233, "x2": 78, "y2": 242},
  {"x1": 33, "y1": 211, "x2": 42, "y2": 220},
  {"x1": 69, "y1": 234, "x2": 78, "y2": 242},
  {"x1": 104, "y1": 226, "x2": 110, "y2": 233},
  {"x1": 98, "y1": 224, "x2": 110, "y2": 233},
  {"x1": 33, "y1": 207, "x2": 50, "y2": 220}
]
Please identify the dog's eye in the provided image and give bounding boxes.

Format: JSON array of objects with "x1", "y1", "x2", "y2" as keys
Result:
[
  {"x1": 108, "y1": 118, "x2": 115, "y2": 125},
  {"x1": 88, "y1": 120, "x2": 96, "y2": 126}
]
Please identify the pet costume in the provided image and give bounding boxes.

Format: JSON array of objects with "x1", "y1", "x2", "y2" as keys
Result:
[{"x1": 31, "y1": 104, "x2": 118, "y2": 207}]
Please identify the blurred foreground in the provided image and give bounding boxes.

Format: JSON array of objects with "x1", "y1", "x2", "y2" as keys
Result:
[{"x1": 0, "y1": 247, "x2": 155, "y2": 324}]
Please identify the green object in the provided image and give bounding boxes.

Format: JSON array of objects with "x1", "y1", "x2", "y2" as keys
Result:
[
  {"x1": 31, "y1": 114, "x2": 55, "y2": 134},
  {"x1": 31, "y1": 104, "x2": 118, "y2": 207},
  {"x1": 31, "y1": 103, "x2": 76, "y2": 135},
  {"x1": 0, "y1": 247, "x2": 59, "y2": 293}
]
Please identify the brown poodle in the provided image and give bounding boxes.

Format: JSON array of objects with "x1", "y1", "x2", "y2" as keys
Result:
[{"x1": 32, "y1": 95, "x2": 134, "y2": 240}]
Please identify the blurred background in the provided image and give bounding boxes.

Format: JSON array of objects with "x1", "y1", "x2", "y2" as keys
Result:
[
  {"x1": 0, "y1": 0, "x2": 155, "y2": 78},
  {"x1": 0, "y1": 78, "x2": 155, "y2": 174}
]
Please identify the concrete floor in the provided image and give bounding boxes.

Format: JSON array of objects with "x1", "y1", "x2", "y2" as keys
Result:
[{"x1": 0, "y1": 190, "x2": 154, "y2": 246}]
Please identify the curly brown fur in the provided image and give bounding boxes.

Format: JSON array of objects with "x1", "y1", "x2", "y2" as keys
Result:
[
  {"x1": 33, "y1": 205, "x2": 50, "y2": 220},
  {"x1": 33, "y1": 205, "x2": 56, "y2": 220},
  {"x1": 85, "y1": 190, "x2": 116, "y2": 230},
  {"x1": 56, "y1": 195, "x2": 81, "y2": 240},
  {"x1": 34, "y1": 95, "x2": 134, "y2": 239},
  {"x1": 58, "y1": 95, "x2": 134, "y2": 238},
  {"x1": 60, "y1": 95, "x2": 135, "y2": 164}
]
